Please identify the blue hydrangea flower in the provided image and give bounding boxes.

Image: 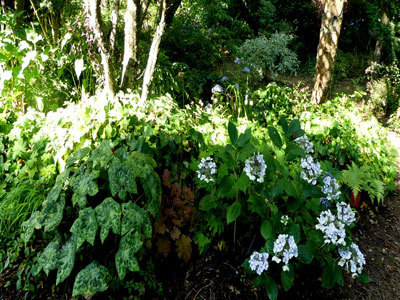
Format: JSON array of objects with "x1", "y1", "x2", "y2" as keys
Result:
[{"x1": 243, "y1": 66, "x2": 250, "y2": 73}]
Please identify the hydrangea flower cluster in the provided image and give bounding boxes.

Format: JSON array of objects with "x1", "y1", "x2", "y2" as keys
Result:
[
  {"x1": 300, "y1": 156, "x2": 322, "y2": 185},
  {"x1": 196, "y1": 157, "x2": 217, "y2": 183},
  {"x1": 321, "y1": 172, "x2": 341, "y2": 202},
  {"x1": 315, "y1": 210, "x2": 346, "y2": 245},
  {"x1": 272, "y1": 234, "x2": 298, "y2": 271},
  {"x1": 294, "y1": 136, "x2": 314, "y2": 154},
  {"x1": 244, "y1": 152, "x2": 267, "y2": 183},
  {"x1": 338, "y1": 243, "x2": 366, "y2": 278},
  {"x1": 280, "y1": 215, "x2": 289, "y2": 226},
  {"x1": 212, "y1": 84, "x2": 223, "y2": 94},
  {"x1": 249, "y1": 251, "x2": 269, "y2": 275},
  {"x1": 336, "y1": 201, "x2": 356, "y2": 226}
]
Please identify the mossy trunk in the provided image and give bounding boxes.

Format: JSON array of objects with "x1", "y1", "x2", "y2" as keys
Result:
[{"x1": 311, "y1": 0, "x2": 346, "y2": 105}]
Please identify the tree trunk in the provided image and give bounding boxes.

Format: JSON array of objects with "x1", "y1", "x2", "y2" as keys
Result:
[
  {"x1": 120, "y1": 0, "x2": 139, "y2": 88},
  {"x1": 311, "y1": 0, "x2": 346, "y2": 105},
  {"x1": 109, "y1": 0, "x2": 120, "y2": 53},
  {"x1": 88, "y1": 0, "x2": 116, "y2": 97},
  {"x1": 374, "y1": 0, "x2": 389, "y2": 63},
  {"x1": 140, "y1": 0, "x2": 167, "y2": 105}
]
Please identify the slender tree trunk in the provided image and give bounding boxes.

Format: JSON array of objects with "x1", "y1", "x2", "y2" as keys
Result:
[
  {"x1": 311, "y1": 0, "x2": 346, "y2": 105},
  {"x1": 140, "y1": 0, "x2": 167, "y2": 105},
  {"x1": 88, "y1": 0, "x2": 115, "y2": 97},
  {"x1": 374, "y1": 0, "x2": 389, "y2": 63},
  {"x1": 109, "y1": 0, "x2": 120, "y2": 53},
  {"x1": 120, "y1": 0, "x2": 139, "y2": 88}
]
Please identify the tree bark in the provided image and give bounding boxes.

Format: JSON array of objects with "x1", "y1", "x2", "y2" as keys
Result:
[
  {"x1": 109, "y1": 0, "x2": 120, "y2": 53},
  {"x1": 311, "y1": 0, "x2": 346, "y2": 105},
  {"x1": 88, "y1": 0, "x2": 116, "y2": 97},
  {"x1": 140, "y1": 0, "x2": 167, "y2": 105},
  {"x1": 374, "y1": 0, "x2": 389, "y2": 63}
]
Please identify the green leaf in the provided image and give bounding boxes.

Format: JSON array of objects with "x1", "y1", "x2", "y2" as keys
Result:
[
  {"x1": 72, "y1": 261, "x2": 109, "y2": 297},
  {"x1": 285, "y1": 142, "x2": 304, "y2": 160},
  {"x1": 288, "y1": 119, "x2": 304, "y2": 138},
  {"x1": 194, "y1": 232, "x2": 211, "y2": 254},
  {"x1": 217, "y1": 175, "x2": 236, "y2": 199},
  {"x1": 199, "y1": 194, "x2": 217, "y2": 211},
  {"x1": 279, "y1": 117, "x2": 289, "y2": 136},
  {"x1": 261, "y1": 220, "x2": 274, "y2": 241},
  {"x1": 297, "y1": 244, "x2": 313, "y2": 264},
  {"x1": 115, "y1": 231, "x2": 142, "y2": 280},
  {"x1": 226, "y1": 201, "x2": 241, "y2": 224},
  {"x1": 264, "y1": 274, "x2": 278, "y2": 300},
  {"x1": 228, "y1": 121, "x2": 238, "y2": 145},
  {"x1": 288, "y1": 224, "x2": 301, "y2": 243},
  {"x1": 90, "y1": 140, "x2": 112, "y2": 168},
  {"x1": 121, "y1": 202, "x2": 152, "y2": 238},
  {"x1": 70, "y1": 208, "x2": 98, "y2": 250},
  {"x1": 95, "y1": 198, "x2": 122, "y2": 243},
  {"x1": 140, "y1": 171, "x2": 161, "y2": 216},
  {"x1": 248, "y1": 195, "x2": 267, "y2": 217},
  {"x1": 108, "y1": 158, "x2": 138, "y2": 201},
  {"x1": 322, "y1": 259, "x2": 343, "y2": 289},
  {"x1": 357, "y1": 272, "x2": 371, "y2": 283},
  {"x1": 56, "y1": 238, "x2": 76, "y2": 285},
  {"x1": 42, "y1": 196, "x2": 65, "y2": 232},
  {"x1": 281, "y1": 267, "x2": 294, "y2": 291},
  {"x1": 236, "y1": 172, "x2": 250, "y2": 192},
  {"x1": 70, "y1": 169, "x2": 99, "y2": 208},
  {"x1": 39, "y1": 239, "x2": 60, "y2": 276},
  {"x1": 22, "y1": 211, "x2": 42, "y2": 244},
  {"x1": 66, "y1": 148, "x2": 90, "y2": 167},
  {"x1": 268, "y1": 127, "x2": 282, "y2": 148},
  {"x1": 237, "y1": 128, "x2": 252, "y2": 147}
]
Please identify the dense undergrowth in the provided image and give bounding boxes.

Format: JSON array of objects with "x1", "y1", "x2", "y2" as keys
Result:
[{"x1": 0, "y1": 85, "x2": 397, "y2": 299}]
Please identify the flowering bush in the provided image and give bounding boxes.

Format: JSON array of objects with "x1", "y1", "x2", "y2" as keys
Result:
[{"x1": 194, "y1": 120, "x2": 370, "y2": 299}]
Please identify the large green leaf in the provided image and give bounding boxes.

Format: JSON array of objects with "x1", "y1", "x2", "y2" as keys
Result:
[
  {"x1": 72, "y1": 261, "x2": 109, "y2": 297},
  {"x1": 39, "y1": 239, "x2": 60, "y2": 276},
  {"x1": 115, "y1": 231, "x2": 142, "y2": 280},
  {"x1": 42, "y1": 196, "x2": 65, "y2": 232},
  {"x1": 228, "y1": 121, "x2": 238, "y2": 145},
  {"x1": 281, "y1": 267, "x2": 294, "y2": 291},
  {"x1": 140, "y1": 171, "x2": 161, "y2": 216},
  {"x1": 261, "y1": 220, "x2": 274, "y2": 241},
  {"x1": 268, "y1": 127, "x2": 282, "y2": 148},
  {"x1": 66, "y1": 148, "x2": 90, "y2": 167},
  {"x1": 70, "y1": 168, "x2": 99, "y2": 208},
  {"x1": 95, "y1": 197, "x2": 122, "y2": 243},
  {"x1": 56, "y1": 237, "x2": 76, "y2": 285},
  {"x1": 22, "y1": 211, "x2": 42, "y2": 244},
  {"x1": 70, "y1": 208, "x2": 98, "y2": 250},
  {"x1": 90, "y1": 140, "x2": 112, "y2": 168},
  {"x1": 108, "y1": 158, "x2": 138, "y2": 201},
  {"x1": 297, "y1": 244, "x2": 313, "y2": 264},
  {"x1": 226, "y1": 201, "x2": 241, "y2": 224},
  {"x1": 322, "y1": 259, "x2": 343, "y2": 289},
  {"x1": 121, "y1": 202, "x2": 152, "y2": 238},
  {"x1": 264, "y1": 274, "x2": 278, "y2": 300}
]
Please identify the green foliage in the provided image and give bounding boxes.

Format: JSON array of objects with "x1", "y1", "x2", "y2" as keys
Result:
[
  {"x1": 72, "y1": 261, "x2": 109, "y2": 297},
  {"x1": 342, "y1": 162, "x2": 385, "y2": 205},
  {"x1": 237, "y1": 33, "x2": 299, "y2": 80}
]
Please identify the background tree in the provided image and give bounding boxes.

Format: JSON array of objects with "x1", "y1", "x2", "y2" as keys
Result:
[{"x1": 311, "y1": 0, "x2": 347, "y2": 104}]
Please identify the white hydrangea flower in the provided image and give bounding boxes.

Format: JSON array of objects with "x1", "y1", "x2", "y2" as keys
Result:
[
  {"x1": 280, "y1": 215, "x2": 289, "y2": 226},
  {"x1": 294, "y1": 135, "x2": 314, "y2": 154},
  {"x1": 336, "y1": 202, "x2": 356, "y2": 226},
  {"x1": 249, "y1": 251, "x2": 269, "y2": 275},
  {"x1": 315, "y1": 210, "x2": 346, "y2": 246},
  {"x1": 321, "y1": 172, "x2": 341, "y2": 201},
  {"x1": 212, "y1": 84, "x2": 223, "y2": 94},
  {"x1": 272, "y1": 234, "x2": 298, "y2": 270},
  {"x1": 196, "y1": 157, "x2": 217, "y2": 183},
  {"x1": 300, "y1": 156, "x2": 322, "y2": 185},
  {"x1": 338, "y1": 243, "x2": 366, "y2": 278},
  {"x1": 244, "y1": 152, "x2": 267, "y2": 183}
]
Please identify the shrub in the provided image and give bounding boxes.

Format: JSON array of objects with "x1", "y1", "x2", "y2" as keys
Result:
[{"x1": 237, "y1": 33, "x2": 299, "y2": 80}]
